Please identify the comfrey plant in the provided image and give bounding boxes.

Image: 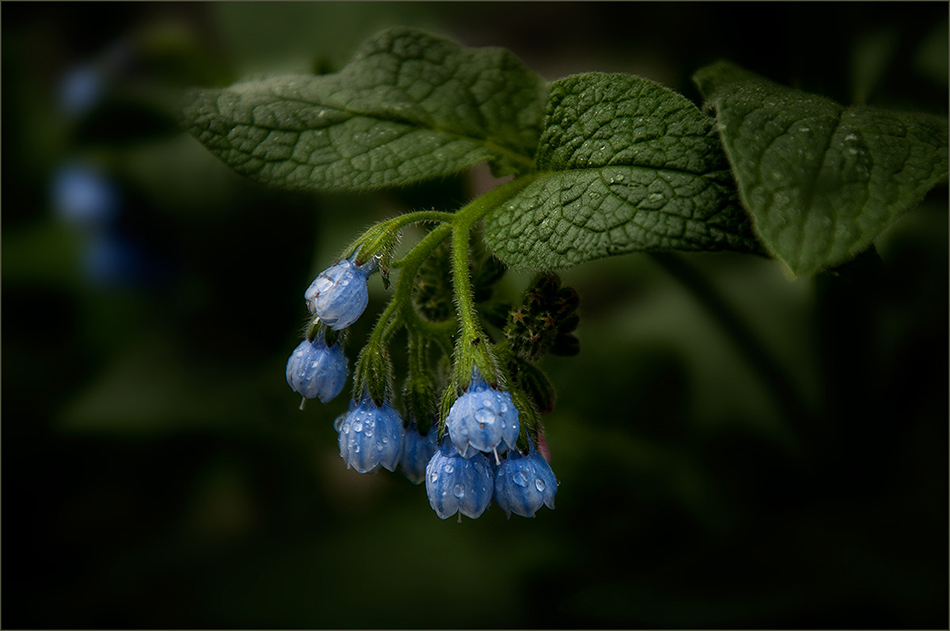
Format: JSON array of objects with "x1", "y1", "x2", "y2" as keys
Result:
[{"x1": 181, "y1": 28, "x2": 947, "y2": 520}]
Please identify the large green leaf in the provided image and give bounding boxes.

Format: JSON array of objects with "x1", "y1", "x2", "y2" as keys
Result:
[
  {"x1": 181, "y1": 27, "x2": 547, "y2": 191},
  {"x1": 694, "y1": 61, "x2": 948, "y2": 276},
  {"x1": 484, "y1": 73, "x2": 760, "y2": 271}
]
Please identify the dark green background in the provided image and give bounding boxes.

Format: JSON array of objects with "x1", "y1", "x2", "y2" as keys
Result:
[{"x1": 3, "y1": 3, "x2": 947, "y2": 628}]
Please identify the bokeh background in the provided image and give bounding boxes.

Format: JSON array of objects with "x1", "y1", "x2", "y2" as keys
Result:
[{"x1": 3, "y1": 2, "x2": 947, "y2": 629}]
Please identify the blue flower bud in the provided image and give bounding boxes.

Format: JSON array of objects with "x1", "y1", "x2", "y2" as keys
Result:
[
  {"x1": 494, "y1": 444, "x2": 558, "y2": 518},
  {"x1": 285, "y1": 331, "x2": 348, "y2": 403},
  {"x1": 400, "y1": 422, "x2": 438, "y2": 485},
  {"x1": 425, "y1": 439, "x2": 493, "y2": 520},
  {"x1": 305, "y1": 256, "x2": 377, "y2": 330},
  {"x1": 446, "y1": 369, "x2": 519, "y2": 461},
  {"x1": 337, "y1": 398, "x2": 404, "y2": 473}
]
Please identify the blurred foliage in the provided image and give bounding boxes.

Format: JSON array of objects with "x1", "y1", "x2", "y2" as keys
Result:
[{"x1": 2, "y1": 2, "x2": 947, "y2": 629}]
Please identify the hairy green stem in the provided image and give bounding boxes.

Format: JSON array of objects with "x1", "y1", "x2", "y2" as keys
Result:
[{"x1": 356, "y1": 174, "x2": 539, "y2": 397}]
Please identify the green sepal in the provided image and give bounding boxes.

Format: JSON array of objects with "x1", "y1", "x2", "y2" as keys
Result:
[
  {"x1": 507, "y1": 356, "x2": 557, "y2": 415},
  {"x1": 354, "y1": 344, "x2": 392, "y2": 406}
]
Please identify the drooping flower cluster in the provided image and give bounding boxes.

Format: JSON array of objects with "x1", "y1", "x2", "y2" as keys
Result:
[
  {"x1": 424, "y1": 369, "x2": 557, "y2": 521},
  {"x1": 285, "y1": 233, "x2": 568, "y2": 521}
]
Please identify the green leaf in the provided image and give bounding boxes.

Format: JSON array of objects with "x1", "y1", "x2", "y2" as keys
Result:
[
  {"x1": 181, "y1": 27, "x2": 547, "y2": 191},
  {"x1": 484, "y1": 73, "x2": 760, "y2": 271},
  {"x1": 694, "y1": 61, "x2": 949, "y2": 276}
]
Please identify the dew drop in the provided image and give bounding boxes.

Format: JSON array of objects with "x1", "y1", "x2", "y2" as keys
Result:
[
  {"x1": 536, "y1": 478, "x2": 546, "y2": 492},
  {"x1": 430, "y1": 471, "x2": 440, "y2": 483},
  {"x1": 343, "y1": 425, "x2": 350, "y2": 435},
  {"x1": 514, "y1": 471, "x2": 528, "y2": 487},
  {"x1": 475, "y1": 408, "x2": 495, "y2": 428},
  {"x1": 482, "y1": 397, "x2": 494, "y2": 408},
  {"x1": 364, "y1": 425, "x2": 373, "y2": 437},
  {"x1": 454, "y1": 483, "x2": 465, "y2": 498},
  {"x1": 444, "y1": 463, "x2": 455, "y2": 474},
  {"x1": 354, "y1": 443, "x2": 361, "y2": 453},
  {"x1": 500, "y1": 403, "x2": 508, "y2": 412},
  {"x1": 353, "y1": 420, "x2": 363, "y2": 432}
]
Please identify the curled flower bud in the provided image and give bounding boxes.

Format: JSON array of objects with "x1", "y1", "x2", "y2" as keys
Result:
[
  {"x1": 493, "y1": 444, "x2": 558, "y2": 518},
  {"x1": 337, "y1": 397, "x2": 404, "y2": 473},
  {"x1": 400, "y1": 422, "x2": 438, "y2": 485},
  {"x1": 446, "y1": 369, "x2": 519, "y2": 462},
  {"x1": 305, "y1": 255, "x2": 377, "y2": 330},
  {"x1": 285, "y1": 330, "x2": 348, "y2": 403},
  {"x1": 425, "y1": 439, "x2": 493, "y2": 520}
]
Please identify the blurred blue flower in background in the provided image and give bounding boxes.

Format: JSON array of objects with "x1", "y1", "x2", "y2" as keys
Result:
[
  {"x1": 58, "y1": 63, "x2": 105, "y2": 117},
  {"x1": 52, "y1": 162, "x2": 119, "y2": 230}
]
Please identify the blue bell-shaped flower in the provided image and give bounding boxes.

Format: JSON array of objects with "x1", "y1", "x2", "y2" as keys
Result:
[
  {"x1": 285, "y1": 329, "x2": 348, "y2": 403},
  {"x1": 446, "y1": 368, "x2": 519, "y2": 461},
  {"x1": 493, "y1": 443, "x2": 557, "y2": 518},
  {"x1": 337, "y1": 397, "x2": 404, "y2": 473},
  {"x1": 305, "y1": 255, "x2": 377, "y2": 330},
  {"x1": 400, "y1": 422, "x2": 439, "y2": 485},
  {"x1": 425, "y1": 439, "x2": 493, "y2": 520}
]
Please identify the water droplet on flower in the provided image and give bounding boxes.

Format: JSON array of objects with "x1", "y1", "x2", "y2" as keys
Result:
[
  {"x1": 482, "y1": 397, "x2": 493, "y2": 408},
  {"x1": 364, "y1": 425, "x2": 373, "y2": 437},
  {"x1": 454, "y1": 483, "x2": 465, "y2": 498},
  {"x1": 354, "y1": 443, "x2": 361, "y2": 453},
  {"x1": 536, "y1": 478, "x2": 546, "y2": 492},
  {"x1": 514, "y1": 471, "x2": 528, "y2": 487},
  {"x1": 430, "y1": 471, "x2": 439, "y2": 482},
  {"x1": 353, "y1": 420, "x2": 363, "y2": 432},
  {"x1": 475, "y1": 408, "x2": 495, "y2": 428},
  {"x1": 500, "y1": 403, "x2": 508, "y2": 412},
  {"x1": 343, "y1": 425, "x2": 350, "y2": 434},
  {"x1": 444, "y1": 463, "x2": 454, "y2": 474}
]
